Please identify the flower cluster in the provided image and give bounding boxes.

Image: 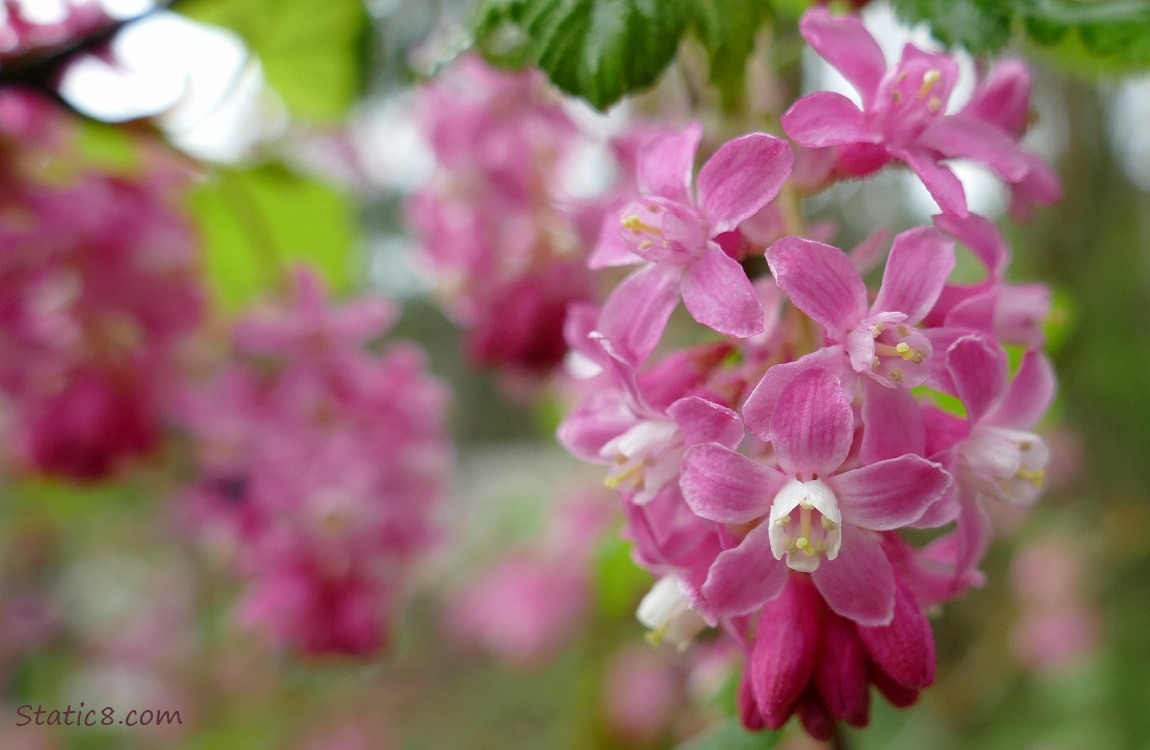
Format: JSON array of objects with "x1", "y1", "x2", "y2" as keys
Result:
[
  {"x1": 559, "y1": 7, "x2": 1059, "y2": 740},
  {"x1": 408, "y1": 55, "x2": 618, "y2": 379},
  {"x1": 0, "y1": 89, "x2": 203, "y2": 481},
  {"x1": 179, "y1": 271, "x2": 451, "y2": 656}
]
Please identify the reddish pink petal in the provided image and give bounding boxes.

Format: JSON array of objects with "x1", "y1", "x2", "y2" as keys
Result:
[
  {"x1": 811, "y1": 524, "x2": 895, "y2": 626},
  {"x1": 945, "y1": 334, "x2": 1008, "y2": 423},
  {"x1": 666, "y1": 396, "x2": 744, "y2": 449},
  {"x1": 680, "y1": 443, "x2": 775, "y2": 524},
  {"x1": 741, "y1": 347, "x2": 850, "y2": 441},
  {"x1": 963, "y1": 58, "x2": 1031, "y2": 137},
  {"x1": 766, "y1": 236, "x2": 868, "y2": 338},
  {"x1": 894, "y1": 147, "x2": 967, "y2": 218},
  {"x1": 770, "y1": 368, "x2": 854, "y2": 478},
  {"x1": 749, "y1": 576, "x2": 819, "y2": 726},
  {"x1": 637, "y1": 123, "x2": 701, "y2": 205},
  {"x1": 799, "y1": 6, "x2": 888, "y2": 109},
  {"x1": 782, "y1": 92, "x2": 875, "y2": 148},
  {"x1": 597, "y1": 263, "x2": 682, "y2": 365},
  {"x1": 987, "y1": 349, "x2": 1056, "y2": 429},
  {"x1": 871, "y1": 227, "x2": 954, "y2": 324},
  {"x1": 860, "y1": 380, "x2": 925, "y2": 464},
  {"x1": 697, "y1": 133, "x2": 793, "y2": 233},
  {"x1": 681, "y1": 245, "x2": 765, "y2": 338},
  {"x1": 814, "y1": 614, "x2": 870, "y2": 725},
  {"x1": 701, "y1": 523, "x2": 789, "y2": 616},
  {"x1": 832, "y1": 455, "x2": 951, "y2": 531},
  {"x1": 857, "y1": 576, "x2": 936, "y2": 688}
]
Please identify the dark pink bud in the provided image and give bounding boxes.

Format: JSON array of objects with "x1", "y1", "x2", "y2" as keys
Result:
[
  {"x1": 738, "y1": 674, "x2": 766, "y2": 731},
  {"x1": 814, "y1": 613, "x2": 871, "y2": 726},
  {"x1": 870, "y1": 666, "x2": 920, "y2": 708},
  {"x1": 748, "y1": 575, "x2": 819, "y2": 728},
  {"x1": 797, "y1": 690, "x2": 836, "y2": 741},
  {"x1": 858, "y1": 576, "x2": 936, "y2": 689}
]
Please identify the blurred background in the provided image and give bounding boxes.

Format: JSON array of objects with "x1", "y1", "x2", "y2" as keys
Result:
[{"x1": 1, "y1": 0, "x2": 1149, "y2": 748}]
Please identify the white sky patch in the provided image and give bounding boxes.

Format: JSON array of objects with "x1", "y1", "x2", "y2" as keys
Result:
[{"x1": 57, "y1": 11, "x2": 284, "y2": 163}]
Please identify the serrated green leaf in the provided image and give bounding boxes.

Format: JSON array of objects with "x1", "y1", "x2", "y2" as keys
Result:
[
  {"x1": 189, "y1": 165, "x2": 354, "y2": 311},
  {"x1": 673, "y1": 717, "x2": 781, "y2": 750},
  {"x1": 475, "y1": 0, "x2": 690, "y2": 109},
  {"x1": 177, "y1": 0, "x2": 368, "y2": 120},
  {"x1": 691, "y1": 0, "x2": 774, "y2": 110}
]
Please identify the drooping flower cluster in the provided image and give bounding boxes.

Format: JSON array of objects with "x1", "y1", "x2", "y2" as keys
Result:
[
  {"x1": 179, "y1": 270, "x2": 451, "y2": 656},
  {"x1": 408, "y1": 55, "x2": 620, "y2": 379},
  {"x1": 559, "y1": 7, "x2": 1059, "y2": 740},
  {"x1": 0, "y1": 89, "x2": 204, "y2": 481}
]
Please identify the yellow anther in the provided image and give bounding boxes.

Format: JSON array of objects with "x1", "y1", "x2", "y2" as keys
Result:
[
  {"x1": 895, "y1": 342, "x2": 910, "y2": 355},
  {"x1": 1016, "y1": 468, "x2": 1046, "y2": 487},
  {"x1": 604, "y1": 461, "x2": 645, "y2": 490},
  {"x1": 927, "y1": 96, "x2": 943, "y2": 113},
  {"x1": 871, "y1": 322, "x2": 886, "y2": 336},
  {"x1": 897, "y1": 324, "x2": 911, "y2": 337},
  {"x1": 918, "y1": 69, "x2": 942, "y2": 99},
  {"x1": 621, "y1": 215, "x2": 660, "y2": 235},
  {"x1": 889, "y1": 369, "x2": 905, "y2": 385},
  {"x1": 775, "y1": 515, "x2": 791, "y2": 527},
  {"x1": 820, "y1": 517, "x2": 838, "y2": 531},
  {"x1": 795, "y1": 537, "x2": 809, "y2": 549}
]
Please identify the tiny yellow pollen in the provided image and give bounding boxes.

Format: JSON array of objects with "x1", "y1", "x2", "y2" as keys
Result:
[
  {"x1": 895, "y1": 342, "x2": 910, "y2": 354},
  {"x1": 621, "y1": 215, "x2": 661, "y2": 235},
  {"x1": 604, "y1": 461, "x2": 645, "y2": 490},
  {"x1": 820, "y1": 517, "x2": 838, "y2": 531},
  {"x1": 646, "y1": 627, "x2": 665, "y2": 647},
  {"x1": 889, "y1": 369, "x2": 905, "y2": 385},
  {"x1": 776, "y1": 515, "x2": 791, "y2": 527},
  {"x1": 872, "y1": 356, "x2": 881, "y2": 370},
  {"x1": 1016, "y1": 468, "x2": 1046, "y2": 487},
  {"x1": 918, "y1": 69, "x2": 942, "y2": 99},
  {"x1": 795, "y1": 537, "x2": 809, "y2": 549}
]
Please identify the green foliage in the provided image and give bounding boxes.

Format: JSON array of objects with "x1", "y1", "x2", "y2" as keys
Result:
[
  {"x1": 189, "y1": 164, "x2": 354, "y2": 311},
  {"x1": 177, "y1": 0, "x2": 368, "y2": 120},
  {"x1": 593, "y1": 533, "x2": 653, "y2": 619},
  {"x1": 474, "y1": 0, "x2": 691, "y2": 110},
  {"x1": 690, "y1": 0, "x2": 775, "y2": 109},
  {"x1": 891, "y1": 0, "x2": 1150, "y2": 70},
  {"x1": 673, "y1": 717, "x2": 781, "y2": 750}
]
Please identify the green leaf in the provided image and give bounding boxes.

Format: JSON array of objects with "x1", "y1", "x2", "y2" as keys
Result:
[
  {"x1": 673, "y1": 717, "x2": 781, "y2": 750},
  {"x1": 177, "y1": 0, "x2": 368, "y2": 120},
  {"x1": 890, "y1": 0, "x2": 1013, "y2": 53},
  {"x1": 593, "y1": 533, "x2": 653, "y2": 619},
  {"x1": 189, "y1": 164, "x2": 355, "y2": 311},
  {"x1": 475, "y1": 0, "x2": 691, "y2": 110},
  {"x1": 691, "y1": 0, "x2": 774, "y2": 109}
]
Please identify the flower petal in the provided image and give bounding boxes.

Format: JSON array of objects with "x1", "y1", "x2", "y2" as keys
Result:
[
  {"x1": 945, "y1": 334, "x2": 1008, "y2": 423},
  {"x1": 893, "y1": 147, "x2": 967, "y2": 218},
  {"x1": 748, "y1": 575, "x2": 820, "y2": 726},
  {"x1": 811, "y1": 524, "x2": 895, "y2": 626},
  {"x1": 698, "y1": 133, "x2": 794, "y2": 233},
  {"x1": 766, "y1": 236, "x2": 868, "y2": 338},
  {"x1": 857, "y1": 575, "x2": 936, "y2": 688},
  {"x1": 860, "y1": 378, "x2": 925, "y2": 464},
  {"x1": 597, "y1": 263, "x2": 682, "y2": 365},
  {"x1": 986, "y1": 349, "x2": 1056, "y2": 429},
  {"x1": 799, "y1": 6, "x2": 888, "y2": 109},
  {"x1": 782, "y1": 93, "x2": 875, "y2": 149},
  {"x1": 933, "y1": 211, "x2": 1009, "y2": 278},
  {"x1": 680, "y1": 443, "x2": 776, "y2": 524},
  {"x1": 871, "y1": 227, "x2": 954, "y2": 324},
  {"x1": 681, "y1": 244, "x2": 765, "y2": 338},
  {"x1": 741, "y1": 346, "x2": 850, "y2": 441},
  {"x1": 919, "y1": 114, "x2": 1030, "y2": 182},
  {"x1": 770, "y1": 368, "x2": 854, "y2": 478},
  {"x1": 666, "y1": 396, "x2": 744, "y2": 449},
  {"x1": 637, "y1": 123, "x2": 701, "y2": 205},
  {"x1": 832, "y1": 454, "x2": 952, "y2": 530},
  {"x1": 701, "y1": 523, "x2": 790, "y2": 616}
]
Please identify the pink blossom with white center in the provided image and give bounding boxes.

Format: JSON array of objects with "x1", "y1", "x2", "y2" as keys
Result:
[
  {"x1": 681, "y1": 368, "x2": 951, "y2": 625},
  {"x1": 592, "y1": 123, "x2": 793, "y2": 364},
  {"x1": 782, "y1": 7, "x2": 1059, "y2": 218}
]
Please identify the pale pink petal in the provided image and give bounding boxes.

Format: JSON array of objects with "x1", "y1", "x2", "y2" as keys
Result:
[
  {"x1": 811, "y1": 524, "x2": 895, "y2": 626},
  {"x1": 766, "y1": 236, "x2": 868, "y2": 337},
  {"x1": 741, "y1": 347, "x2": 850, "y2": 441},
  {"x1": 698, "y1": 133, "x2": 793, "y2": 233},
  {"x1": 680, "y1": 443, "x2": 776, "y2": 524},
  {"x1": 799, "y1": 6, "x2": 888, "y2": 109},
  {"x1": 986, "y1": 349, "x2": 1056, "y2": 429},
  {"x1": 893, "y1": 147, "x2": 967, "y2": 218},
  {"x1": 701, "y1": 524, "x2": 789, "y2": 616},
  {"x1": 860, "y1": 379, "x2": 924, "y2": 463},
  {"x1": 597, "y1": 263, "x2": 682, "y2": 365},
  {"x1": 781, "y1": 93, "x2": 875, "y2": 149},
  {"x1": 681, "y1": 244, "x2": 764, "y2": 338},
  {"x1": 832, "y1": 455, "x2": 951, "y2": 530},
  {"x1": 952, "y1": 486, "x2": 992, "y2": 586},
  {"x1": 963, "y1": 58, "x2": 1031, "y2": 137},
  {"x1": 857, "y1": 576, "x2": 936, "y2": 688},
  {"x1": 919, "y1": 114, "x2": 1030, "y2": 182},
  {"x1": 871, "y1": 227, "x2": 954, "y2": 324},
  {"x1": 770, "y1": 368, "x2": 853, "y2": 477},
  {"x1": 946, "y1": 334, "x2": 1007, "y2": 423},
  {"x1": 637, "y1": 123, "x2": 701, "y2": 205},
  {"x1": 589, "y1": 212, "x2": 645, "y2": 269},
  {"x1": 666, "y1": 396, "x2": 744, "y2": 449},
  {"x1": 1009, "y1": 155, "x2": 1062, "y2": 221}
]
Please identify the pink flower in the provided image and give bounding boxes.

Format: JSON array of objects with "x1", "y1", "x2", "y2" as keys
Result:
[
  {"x1": 592, "y1": 123, "x2": 793, "y2": 363},
  {"x1": 782, "y1": 7, "x2": 1058, "y2": 217},
  {"x1": 682, "y1": 368, "x2": 951, "y2": 625}
]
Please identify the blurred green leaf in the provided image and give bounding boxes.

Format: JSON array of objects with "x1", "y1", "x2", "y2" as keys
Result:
[
  {"x1": 593, "y1": 533, "x2": 652, "y2": 619},
  {"x1": 474, "y1": 0, "x2": 691, "y2": 109},
  {"x1": 691, "y1": 0, "x2": 774, "y2": 110},
  {"x1": 189, "y1": 165, "x2": 354, "y2": 311},
  {"x1": 674, "y1": 717, "x2": 781, "y2": 750},
  {"x1": 177, "y1": 0, "x2": 368, "y2": 120},
  {"x1": 890, "y1": 0, "x2": 1014, "y2": 53}
]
